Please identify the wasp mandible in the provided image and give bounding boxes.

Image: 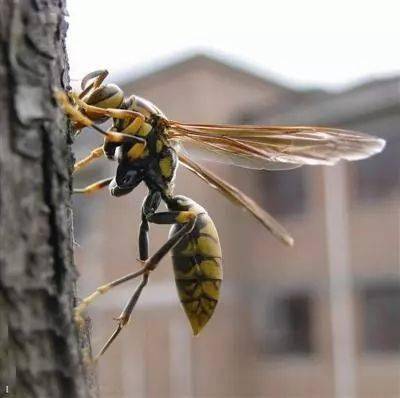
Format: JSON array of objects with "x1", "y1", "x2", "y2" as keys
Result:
[{"x1": 56, "y1": 69, "x2": 385, "y2": 360}]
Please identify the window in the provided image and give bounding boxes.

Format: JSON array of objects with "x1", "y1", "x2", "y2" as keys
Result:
[
  {"x1": 256, "y1": 168, "x2": 306, "y2": 216},
  {"x1": 264, "y1": 293, "x2": 313, "y2": 355},
  {"x1": 234, "y1": 110, "x2": 259, "y2": 125},
  {"x1": 362, "y1": 283, "x2": 400, "y2": 353}
]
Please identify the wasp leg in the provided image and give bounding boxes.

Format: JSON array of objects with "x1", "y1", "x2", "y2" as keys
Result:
[
  {"x1": 89, "y1": 124, "x2": 148, "y2": 153},
  {"x1": 101, "y1": 116, "x2": 147, "y2": 160},
  {"x1": 139, "y1": 191, "x2": 162, "y2": 260},
  {"x1": 121, "y1": 116, "x2": 145, "y2": 135},
  {"x1": 73, "y1": 191, "x2": 161, "y2": 325},
  {"x1": 73, "y1": 265, "x2": 151, "y2": 328},
  {"x1": 73, "y1": 93, "x2": 145, "y2": 123},
  {"x1": 73, "y1": 146, "x2": 104, "y2": 173},
  {"x1": 94, "y1": 211, "x2": 198, "y2": 360},
  {"x1": 89, "y1": 125, "x2": 147, "y2": 148},
  {"x1": 94, "y1": 273, "x2": 150, "y2": 361},
  {"x1": 55, "y1": 91, "x2": 146, "y2": 143},
  {"x1": 73, "y1": 177, "x2": 113, "y2": 194},
  {"x1": 139, "y1": 210, "x2": 198, "y2": 269},
  {"x1": 74, "y1": 114, "x2": 147, "y2": 166}
]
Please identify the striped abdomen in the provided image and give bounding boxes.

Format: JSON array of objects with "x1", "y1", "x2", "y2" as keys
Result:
[{"x1": 170, "y1": 207, "x2": 222, "y2": 335}]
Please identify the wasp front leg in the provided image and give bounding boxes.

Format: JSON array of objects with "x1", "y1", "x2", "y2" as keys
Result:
[
  {"x1": 72, "y1": 93, "x2": 145, "y2": 125},
  {"x1": 56, "y1": 90, "x2": 145, "y2": 134}
]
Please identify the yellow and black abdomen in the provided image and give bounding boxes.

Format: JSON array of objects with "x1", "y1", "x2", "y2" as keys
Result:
[{"x1": 170, "y1": 204, "x2": 222, "y2": 335}]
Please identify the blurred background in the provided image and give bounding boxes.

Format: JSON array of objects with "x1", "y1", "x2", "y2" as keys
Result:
[{"x1": 67, "y1": 1, "x2": 400, "y2": 397}]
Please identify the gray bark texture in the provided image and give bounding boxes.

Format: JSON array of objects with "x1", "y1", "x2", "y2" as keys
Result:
[{"x1": 0, "y1": 1, "x2": 95, "y2": 397}]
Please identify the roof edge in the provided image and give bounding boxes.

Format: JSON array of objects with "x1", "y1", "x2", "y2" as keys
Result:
[
  {"x1": 258, "y1": 76, "x2": 400, "y2": 125},
  {"x1": 115, "y1": 51, "x2": 300, "y2": 94}
]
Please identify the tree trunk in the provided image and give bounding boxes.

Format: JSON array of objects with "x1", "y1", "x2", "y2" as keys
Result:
[{"x1": 0, "y1": 1, "x2": 95, "y2": 397}]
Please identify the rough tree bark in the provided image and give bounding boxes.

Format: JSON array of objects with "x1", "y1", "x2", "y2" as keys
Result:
[{"x1": 0, "y1": 1, "x2": 94, "y2": 397}]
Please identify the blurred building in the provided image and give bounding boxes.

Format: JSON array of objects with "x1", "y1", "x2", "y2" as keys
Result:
[{"x1": 73, "y1": 54, "x2": 400, "y2": 398}]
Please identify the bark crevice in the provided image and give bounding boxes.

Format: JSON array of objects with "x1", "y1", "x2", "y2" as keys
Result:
[{"x1": 0, "y1": 1, "x2": 96, "y2": 397}]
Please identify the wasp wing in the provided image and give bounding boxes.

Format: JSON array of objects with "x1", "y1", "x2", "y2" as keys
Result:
[
  {"x1": 177, "y1": 138, "x2": 302, "y2": 171},
  {"x1": 168, "y1": 122, "x2": 385, "y2": 170},
  {"x1": 178, "y1": 153, "x2": 294, "y2": 247}
]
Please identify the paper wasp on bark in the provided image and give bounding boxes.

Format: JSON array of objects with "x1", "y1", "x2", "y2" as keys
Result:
[{"x1": 56, "y1": 69, "x2": 385, "y2": 360}]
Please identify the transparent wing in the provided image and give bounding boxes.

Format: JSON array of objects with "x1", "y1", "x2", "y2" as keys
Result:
[
  {"x1": 178, "y1": 153, "x2": 294, "y2": 247},
  {"x1": 167, "y1": 121, "x2": 385, "y2": 170},
  {"x1": 178, "y1": 139, "x2": 302, "y2": 171}
]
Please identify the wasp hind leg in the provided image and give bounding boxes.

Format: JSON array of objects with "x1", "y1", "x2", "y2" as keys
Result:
[
  {"x1": 74, "y1": 191, "x2": 161, "y2": 326},
  {"x1": 94, "y1": 205, "x2": 198, "y2": 360}
]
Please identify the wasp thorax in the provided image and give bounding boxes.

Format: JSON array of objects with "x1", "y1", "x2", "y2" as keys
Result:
[{"x1": 84, "y1": 83, "x2": 124, "y2": 110}]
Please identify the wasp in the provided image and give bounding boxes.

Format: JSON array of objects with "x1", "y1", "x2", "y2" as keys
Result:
[{"x1": 56, "y1": 70, "x2": 385, "y2": 360}]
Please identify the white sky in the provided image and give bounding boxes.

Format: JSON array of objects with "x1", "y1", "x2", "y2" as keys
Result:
[{"x1": 67, "y1": 0, "x2": 400, "y2": 91}]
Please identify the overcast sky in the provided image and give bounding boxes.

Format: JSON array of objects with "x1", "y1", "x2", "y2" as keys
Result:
[{"x1": 67, "y1": 0, "x2": 400, "y2": 90}]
